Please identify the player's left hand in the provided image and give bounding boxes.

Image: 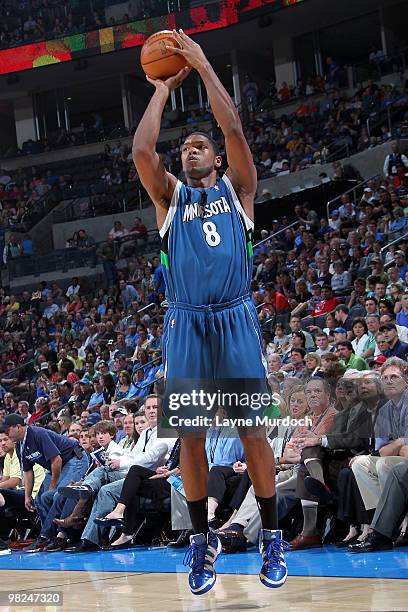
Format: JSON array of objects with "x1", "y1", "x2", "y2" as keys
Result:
[{"x1": 167, "y1": 29, "x2": 208, "y2": 72}]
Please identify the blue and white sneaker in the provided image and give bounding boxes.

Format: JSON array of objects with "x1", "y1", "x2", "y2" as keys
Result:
[
  {"x1": 183, "y1": 531, "x2": 222, "y2": 595},
  {"x1": 259, "y1": 529, "x2": 290, "y2": 588}
]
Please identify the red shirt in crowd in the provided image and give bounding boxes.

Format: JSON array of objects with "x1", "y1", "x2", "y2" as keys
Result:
[
  {"x1": 311, "y1": 296, "x2": 339, "y2": 317},
  {"x1": 130, "y1": 222, "x2": 147, "y2": 236},
  {"x1": 263, "y1": 291, "x2": 290, "y2": 315}
]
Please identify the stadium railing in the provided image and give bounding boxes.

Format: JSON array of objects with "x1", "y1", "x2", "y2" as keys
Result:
[
  {"x1": 7, "y1": 229, "x2": 161, "y2": 279},
  {"x1": 381, "y1": 232, "x2": 408, "y2": 270},
  {"x1": 254, "y1": 221, "x2": 300, "y2": 250},
  {"x1": 351, "y1": 46, "x2": 408, "y2": 88},
  {"x1": 366, "y1": 95, "x2": 408, "y2": 139}
]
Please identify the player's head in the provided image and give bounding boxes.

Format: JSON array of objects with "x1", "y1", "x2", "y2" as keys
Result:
[{"x1": 181, "y1": 132, "x2": 222, "y2": 181}]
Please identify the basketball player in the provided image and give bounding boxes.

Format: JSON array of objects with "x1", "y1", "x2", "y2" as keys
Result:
[{"x1": 133, "y1": 29, "x2": 288, "y2": 595}]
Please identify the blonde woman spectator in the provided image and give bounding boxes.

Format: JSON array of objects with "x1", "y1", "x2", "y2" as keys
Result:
[{"x1": 304, "y1": 353, "x2": 322, "y2": 377}]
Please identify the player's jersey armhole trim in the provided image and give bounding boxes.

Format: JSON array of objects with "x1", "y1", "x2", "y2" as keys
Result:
[
  {"x1": 159, "y1": 180, "x2": 182, "y2": 238},
  {"x1": 221, "y1": 174, "x2": 254, "y2": 232}
]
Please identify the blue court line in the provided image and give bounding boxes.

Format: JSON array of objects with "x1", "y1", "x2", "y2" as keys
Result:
[{"x1": 0, "y1": 546, "x2": 407, "y2": 580}]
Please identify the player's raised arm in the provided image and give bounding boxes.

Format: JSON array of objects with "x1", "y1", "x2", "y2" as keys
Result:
[
  {"x1": 169, "y1": 30, "x2": 257, "y2": 219},
  {"x1": 132, "y1": 67, "x2": 191, "y2": 212}
]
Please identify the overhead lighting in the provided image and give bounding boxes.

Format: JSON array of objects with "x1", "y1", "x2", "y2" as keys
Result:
[{"x1": 66, "y1": 97, "x2": 72, "y2": 101}]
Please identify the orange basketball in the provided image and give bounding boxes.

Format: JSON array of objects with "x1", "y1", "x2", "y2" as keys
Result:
[{"x1": 141, "y1": 30, "x2": 188, "y2": 79}]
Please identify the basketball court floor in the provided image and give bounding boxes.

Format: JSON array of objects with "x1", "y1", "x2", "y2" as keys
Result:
[{"x1": 0, "y1": 546, "x2": 406, "y2": 611}]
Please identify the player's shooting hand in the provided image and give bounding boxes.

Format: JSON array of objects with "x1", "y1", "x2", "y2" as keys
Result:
[
  {"x1": 167, "y1": 29, "x2": 208, "y2": 72},
  {"x1": 146, "y1": 66, "x2": 191, "y2": 93}
]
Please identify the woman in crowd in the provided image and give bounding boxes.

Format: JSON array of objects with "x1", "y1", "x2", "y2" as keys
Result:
[
  {"x1": 113, "y1": 370, "x2": 131, "y2": 402},
  {"x1": 351, "y1": 318, "x2": 376, "y2": 360},
  {"x1": 304, "y1": 352, "x2": 322, "y2": 378},
  {"x1": 95, "y1": 439, "x2": 180, "y2": 549}
]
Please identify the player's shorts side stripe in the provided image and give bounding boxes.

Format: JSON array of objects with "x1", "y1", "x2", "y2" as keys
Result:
[
  {"x1": 159, "y1": 180, "x2": 182, "y2": 238},
  {"x1": 244, "y1": 301, "x2": 268, "y2": 374}
]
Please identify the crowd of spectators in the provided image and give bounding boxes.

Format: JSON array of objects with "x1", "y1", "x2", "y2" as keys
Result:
[
  {"x1": 6, "y1": 76, "x2": 408, "y2": 202},
  {"x1": 0, "y1": 166, "x2": 62, "y2": 235},
  {"x1": 0, "y1": 139, "x2": 407, "y2": 556},
  {"x1": 0, "y1": 0, "x2": 185, "y2": 49},
  {"x1": 245, "y1": 80, "x2": 408, "y2": 180}
]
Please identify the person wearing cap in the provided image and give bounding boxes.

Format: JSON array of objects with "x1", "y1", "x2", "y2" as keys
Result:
[
  {"x1": 329, "y1": 209, "x2": 341, "y2": 231},
  {"x1": 78, "y1": 377, "x2": 93, "y2": 400},
  {"x1": 380, "y1": 312, "x2": 408, "y2": 343},
  {"x1": 83, "y1": 413, "x2": 99, "y2": 428},
  {"x1": 380, "y1": 323, "x2": 408, "y2": 359},
  {"x1": 369, "y1": 355, "x2": 387, "y2": 371},
  {"x1": 1, "y1": 413, "x2": 88, "y2": 552},
  {"x1": 336, "y1": 341, "x2": 369, "y2": 371},
  {"x1": 111, "y1": 406, "x2": 128, "y2": 443}
]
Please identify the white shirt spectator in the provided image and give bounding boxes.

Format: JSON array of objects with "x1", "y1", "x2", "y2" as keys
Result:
[
  {"x1": 43, "y1": 302, "x2": 60, "y2": 319},
  {"x1": 329, "y1": 213, "x2": 341, "y2": 231},
  {"x1": 331, "y1": 269, "x2": 351, "y2": 292},
  {"x1": 271, "y1": 159, "x2": 284, "y2": 174},
  {"x1": 338, "y1": 202, "x2": 356, "y2": 219},
  {"x1": 109, "y1": 224, "x2": 128, "y2": 240},
  {"x1": 352, "y1": 334, "x2": 371, "y2": 356},
  {"x1": 118, "y1": 426, "x2": 176, "y2": 471},
  {"x1": 66, "y1": 282, "x2": 80, "y2": 298},
  {"x1": 383, "y1": 151, "x2": 408, "y2": 178}
]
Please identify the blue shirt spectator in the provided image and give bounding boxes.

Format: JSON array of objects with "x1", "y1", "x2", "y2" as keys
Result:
[
  {"x1": 18, "y1": 425, "x2": 78, "y2": 471},
  {"x1": 154, "y1": 264, "x2": 166, "y2": 295},
  {"x1": 206, "y1": 427, "x2": 245, "y2": 468},
  {"x1": 119, "y1": 280, "x2": 138, "y2": 309}
]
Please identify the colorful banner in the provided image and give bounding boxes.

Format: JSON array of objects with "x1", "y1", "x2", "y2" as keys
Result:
[{"x1": 0, "y1": 0, "x2": 304, "y2": 76}]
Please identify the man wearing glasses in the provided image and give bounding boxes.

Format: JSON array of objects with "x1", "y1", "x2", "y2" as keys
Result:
[{"x1": 351, "y1": 357, "x2": 408, "y2": 520}]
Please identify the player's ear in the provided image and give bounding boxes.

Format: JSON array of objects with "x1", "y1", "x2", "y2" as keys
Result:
[{"x1": 214, "y1": 155, "x2": 222, "y2": 168}]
